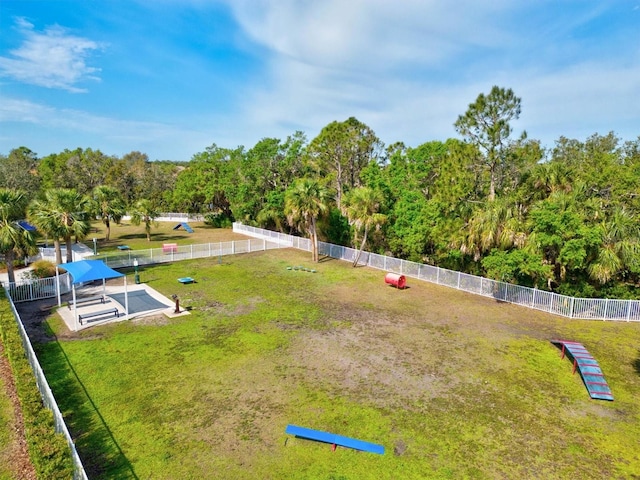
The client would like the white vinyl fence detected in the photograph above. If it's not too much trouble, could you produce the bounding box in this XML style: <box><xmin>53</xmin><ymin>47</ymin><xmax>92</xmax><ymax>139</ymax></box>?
<box><xmin>5</xmin><ymin>239</ymin><xmax>286</xmax><ymax>303</ymax></box>
<box><xmin>6</xmin><ymin>295</ymin><xmax>88</xmax><ymax>479</ymax></box>
<box><xmin>6</xmin><ymin>273</ymin><xmax>72</xmax><ymax>303</ymax></box>
<box><xmin>233</xmin><ymin>223</ymin><xmax>640</xmax><ymax>322</ymax></box>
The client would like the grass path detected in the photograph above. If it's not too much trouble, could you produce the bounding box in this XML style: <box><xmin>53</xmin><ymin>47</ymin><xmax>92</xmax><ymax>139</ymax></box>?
<box><xmin>32</xmin><ymin>248</ymin><xmax>640</xmax><ymax>479</ymax></box>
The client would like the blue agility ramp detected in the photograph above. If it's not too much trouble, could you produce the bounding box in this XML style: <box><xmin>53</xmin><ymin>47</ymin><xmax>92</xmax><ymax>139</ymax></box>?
<box><xmin>173</xmin><ymin>222</ymin><xmax>194</xmax><ymax>233</ymax></box>
<box><xmin>285</xmin><ymin>424</ymin><xmax>384</xmax><ymax>454</ymax></box>
<box><xmin>551</xmin><ymin>340</ymin><xmax>613</xmax><ymax>401</ymax></box>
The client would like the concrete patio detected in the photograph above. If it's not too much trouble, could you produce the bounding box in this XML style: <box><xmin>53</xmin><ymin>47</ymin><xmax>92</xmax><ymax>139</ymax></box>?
<box><xmin>57</xmin><ymin>283</ymin><xmax>190</xmax><ymax>331</ymax></box>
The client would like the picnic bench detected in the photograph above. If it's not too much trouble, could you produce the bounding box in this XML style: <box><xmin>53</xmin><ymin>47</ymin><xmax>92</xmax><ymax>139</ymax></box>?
<box><xmin>163</xmin><ymin>243</ymin><xmax>178</xmax><ymax>254</ymax></box>
<box><xmin>78</xmin><ymin>308</ymin><xmax>120</xmax><ymax>325</ymax></box>
<box><xmin>68</xmin><ymin>295</ymin><xmax>106</xmax><ymax>309</ymax></box>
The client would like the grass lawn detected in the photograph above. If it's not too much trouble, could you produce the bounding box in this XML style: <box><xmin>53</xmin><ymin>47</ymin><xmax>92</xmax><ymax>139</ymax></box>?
<box><xmin>89</xmin><ymin>220</ymin><xmax>249</xmax><ymax>254</ymax></box>
<box><xmin>26</xmin><ymin>231</ymin><xmax>640</xmax><ymax>479</ymax></box>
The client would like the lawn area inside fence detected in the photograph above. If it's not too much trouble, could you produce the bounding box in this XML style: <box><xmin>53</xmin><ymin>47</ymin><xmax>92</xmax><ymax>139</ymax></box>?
<box><xmin>29</xmin><ymin>248</ymin><xmax>640</xmax><ymax>479</ymax></box>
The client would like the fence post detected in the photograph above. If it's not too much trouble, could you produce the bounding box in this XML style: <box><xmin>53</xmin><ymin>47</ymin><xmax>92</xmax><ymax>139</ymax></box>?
<box><xmin>626</xmin><ymin>301</ymin><xmax>632</xmax><ymax>322</ymax></box>
<box><xmin>569</xmin><ymin>297</ymin><xmax>575</xmax><ymax>319</ymax></box>
<box><xmin>232</xmin><ymin>241</ymin><xmax>235</xmax><ymax>255</ymax></box>
<box><xmin>55</xmin><ymin>269</ymin><xmax>61</xmax><ymax>306</ymax></box>
<box><xmin>263</xmin><ymin>239</ymin><xmax>266</xmax><ymax>251</ymax></box>
<box><xmin>150</xmin><ymin>248</ymin><xmax>153</xmax><ymax>261</ymax></box>
<box><xmin>604</xmin><ymin>298</ymin><xmax>609</xmax><ymax>321</ymax></box>
<box><xmin>457</xmin><ymin>272</ymin><xmax>461</xmax><ymax>289</ymax></box>
<box><xmin>531</xmin><ymin>287</ymin><xmax>537</xmax><ymax>307</ymax></box>
<box><xmin>191</xmin><ymin>245</ymin><xmax>193</xmax><ymax>259</ymax></box>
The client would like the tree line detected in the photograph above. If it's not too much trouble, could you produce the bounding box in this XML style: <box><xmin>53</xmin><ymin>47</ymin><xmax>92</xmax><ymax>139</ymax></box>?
<box><xmin>1</xmin><ymin>86</ymin><xmax>639</xmax><ymax>298</ymax></box>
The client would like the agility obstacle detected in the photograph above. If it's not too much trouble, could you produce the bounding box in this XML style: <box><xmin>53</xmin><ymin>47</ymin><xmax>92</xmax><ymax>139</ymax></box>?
<box><xmin>285</xmin><ymin>424</ymin><xmax>384</xmax><ymax>454</ymax></box>
<box><xmin>551</xmin><ymin>340</ymin><xmax>613</xmax><ymax>401</ymax></box>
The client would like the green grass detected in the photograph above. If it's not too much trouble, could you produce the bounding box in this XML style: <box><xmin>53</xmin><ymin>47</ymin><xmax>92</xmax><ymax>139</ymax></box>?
<box><xmin>0</xmin><ymin>370</ymin><xmax>15</xmax><ymax>480</ymax></box>
<box><xmin>33</xmin><ymin>248</ymin><xmax>640</xmax><ymax>479</ymax></box>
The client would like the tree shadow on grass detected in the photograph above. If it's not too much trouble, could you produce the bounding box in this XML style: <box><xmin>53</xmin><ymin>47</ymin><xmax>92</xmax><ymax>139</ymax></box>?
<box><xmin>117</xmin><ymin>233</ymin><xmax>188</xmax><ymax>242</ymax></box>
<box><xmin>633</xmin><ymin>350</ymin><xmax>640</xmax><ymax>377</ymax></box>
<box><xmin>317</xmin><ymin>256</ymin><xmax>336</xmax><ymax>263</ymax></box>
<box><xmin>36</xmin><ymin>338</ymin><xmax>138</xmax><ymax>479</ymax></box>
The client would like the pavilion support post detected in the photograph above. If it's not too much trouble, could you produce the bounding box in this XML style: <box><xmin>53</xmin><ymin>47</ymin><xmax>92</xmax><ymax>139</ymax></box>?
<box><xmin>72</xmin><ymin>285</ymin><xmax>78</xmax><ymax>331</ymax></box>
<box><xmin>124</xmin><ymin>277</ymin><xmax>129</xmax><ymax>320</ymax></box>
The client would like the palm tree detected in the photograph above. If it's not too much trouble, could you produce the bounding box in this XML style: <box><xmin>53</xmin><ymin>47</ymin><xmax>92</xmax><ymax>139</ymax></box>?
<box><xmin>342</xmin><ymin>187</ymin><xmax>387</xmax><ymax>267</ymax></box>
<box><xmin>28</xmin><ymin>188</ymin><xmax>90</xmax><ymax>264</ymax></box>
<box><xmin>92</xmin><ymin>185</ymin><xmax>126</xmax><ymax>241</ymax></box>
<box><xmin>588</xmin><ymin>207</ymin><xmax>640</xmax><ymax>284</ymax></box>
<box><xmin>461</xmin><ymin>198</ymin><xmax>526</xmax><ymax>261</ymax></box>
<box><xmin>0</xmin><ymin>189</ymin><xmax>38</xmax><ymax>283</ymax></box>
<box><xmin>284</xmin><ymin>178</ymin><xmax>330</xmax><ymax>262</ymax></box>
<box><xmin>130</xmin><ymin>199</ymin><xmax>159</xmax><ymax>241</ymax></box>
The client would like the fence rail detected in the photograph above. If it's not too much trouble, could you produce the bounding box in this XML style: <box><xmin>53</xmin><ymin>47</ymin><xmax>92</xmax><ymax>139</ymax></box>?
<box><xmin>233</xmin><ymin>223</ymin><xmax>640</xmax><ymax>322</ymax></box>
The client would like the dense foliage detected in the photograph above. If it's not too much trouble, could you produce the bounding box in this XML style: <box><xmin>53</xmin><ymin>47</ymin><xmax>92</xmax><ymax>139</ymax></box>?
<box><xmin>2</xmin><ymin>88</ymin><xmax>639</xmax><ymax>297</ymax></box>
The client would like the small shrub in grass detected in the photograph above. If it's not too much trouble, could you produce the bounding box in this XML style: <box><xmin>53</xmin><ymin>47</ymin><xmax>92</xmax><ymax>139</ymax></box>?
<box><xmin>0</xmin><ymin>291</ymin><xmax>74</xmax><ymax>479</ymax></box>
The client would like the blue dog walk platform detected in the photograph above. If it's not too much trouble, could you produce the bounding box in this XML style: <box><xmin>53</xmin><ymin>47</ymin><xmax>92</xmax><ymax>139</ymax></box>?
<box><xmin>285</xmin><ymin>424</ymin><xmax>384</xmax><ymax>454</ymax></box>
<box><xmin>173</xmin><ymin>222</ymin><xmax>194</xmax><ymax>233</ymax></box>
<box><xmin>551</xmin><ymin>340</ymin><xmax>613</xmax><ymax>401</ymax></box>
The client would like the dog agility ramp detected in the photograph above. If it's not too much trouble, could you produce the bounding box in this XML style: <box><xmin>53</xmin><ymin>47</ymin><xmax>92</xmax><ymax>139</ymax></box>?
<box><xmin>551</xmin><ymin>340</ymin><xmax>613</xmax><ymax>401</ymax></box>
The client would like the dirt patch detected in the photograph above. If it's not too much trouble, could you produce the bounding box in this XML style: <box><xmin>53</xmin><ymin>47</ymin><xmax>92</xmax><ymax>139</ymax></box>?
<box><xmin>0</xmin><ymin>341</ymin><xmax>37</xmax><ymax>479</ymax></box>
<box><xmin>13</xmin><ymin>299</ymin><xmax>60</xmax><ymax>344</ymax></box>
<box><xmin>133</xmin><ymin>314</ymin><xmax>171</xmax><ymax>327</ymax></box>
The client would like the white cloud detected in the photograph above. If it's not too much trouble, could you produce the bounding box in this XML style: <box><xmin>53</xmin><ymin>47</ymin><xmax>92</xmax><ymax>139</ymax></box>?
<box><xmin>226</xmin><ymin>0</ymin><xmax>511</xmax><ymax>72</ymax></box>
<box><xmin>222</xmin><ymin>1</ymin><xmax>639</xmax><ymax>149</ymax></box>
<box><xmin>0</xmin><ymin>18</ymin><xmax>103</xmax><ymax>92</ymax></box>
<box><xmin>0</xmin><ymin>97</ymin><xmax>214</xmax><ymax>159</ymax></box>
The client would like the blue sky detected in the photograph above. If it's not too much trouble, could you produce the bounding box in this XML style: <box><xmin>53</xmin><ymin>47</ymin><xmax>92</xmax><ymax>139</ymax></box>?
<box><xmin>1</xmin><ymin>1</ymin><xmax>639</xmax><ymax>161</ymax></box>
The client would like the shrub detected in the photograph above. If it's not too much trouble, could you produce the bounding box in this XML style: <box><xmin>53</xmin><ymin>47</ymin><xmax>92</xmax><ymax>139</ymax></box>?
<box><xmin>25</xmin><ymin>260</ymin><xmax>59</xmax><ymax>280</ymax></box>
<box><xmin>204</xmin><ymin>212</ymin><xmax>233</xmax><ymax>228</ymax></box>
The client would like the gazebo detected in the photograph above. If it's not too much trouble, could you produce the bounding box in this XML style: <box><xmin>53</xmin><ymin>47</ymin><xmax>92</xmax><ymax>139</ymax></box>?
<box><xmin>57</xmin><ymin>260</ymin><xmax>129</xmax><ymax>331</ymax></box>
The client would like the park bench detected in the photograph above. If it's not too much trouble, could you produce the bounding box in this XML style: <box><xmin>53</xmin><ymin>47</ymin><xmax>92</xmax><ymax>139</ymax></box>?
<box><xmin>79</xmin><ymin>308</ymin><xmax>120</xmax><ymax>325</ymax></box>
<box><xmin>163</xmin><ymin>243</ymin><xmax>178</xmax><ymax>254</ymax></box>
<box><xmin>68</xmin><ymin>295</ymin><xmax>106</xmax><ymax>309</ymax></box>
